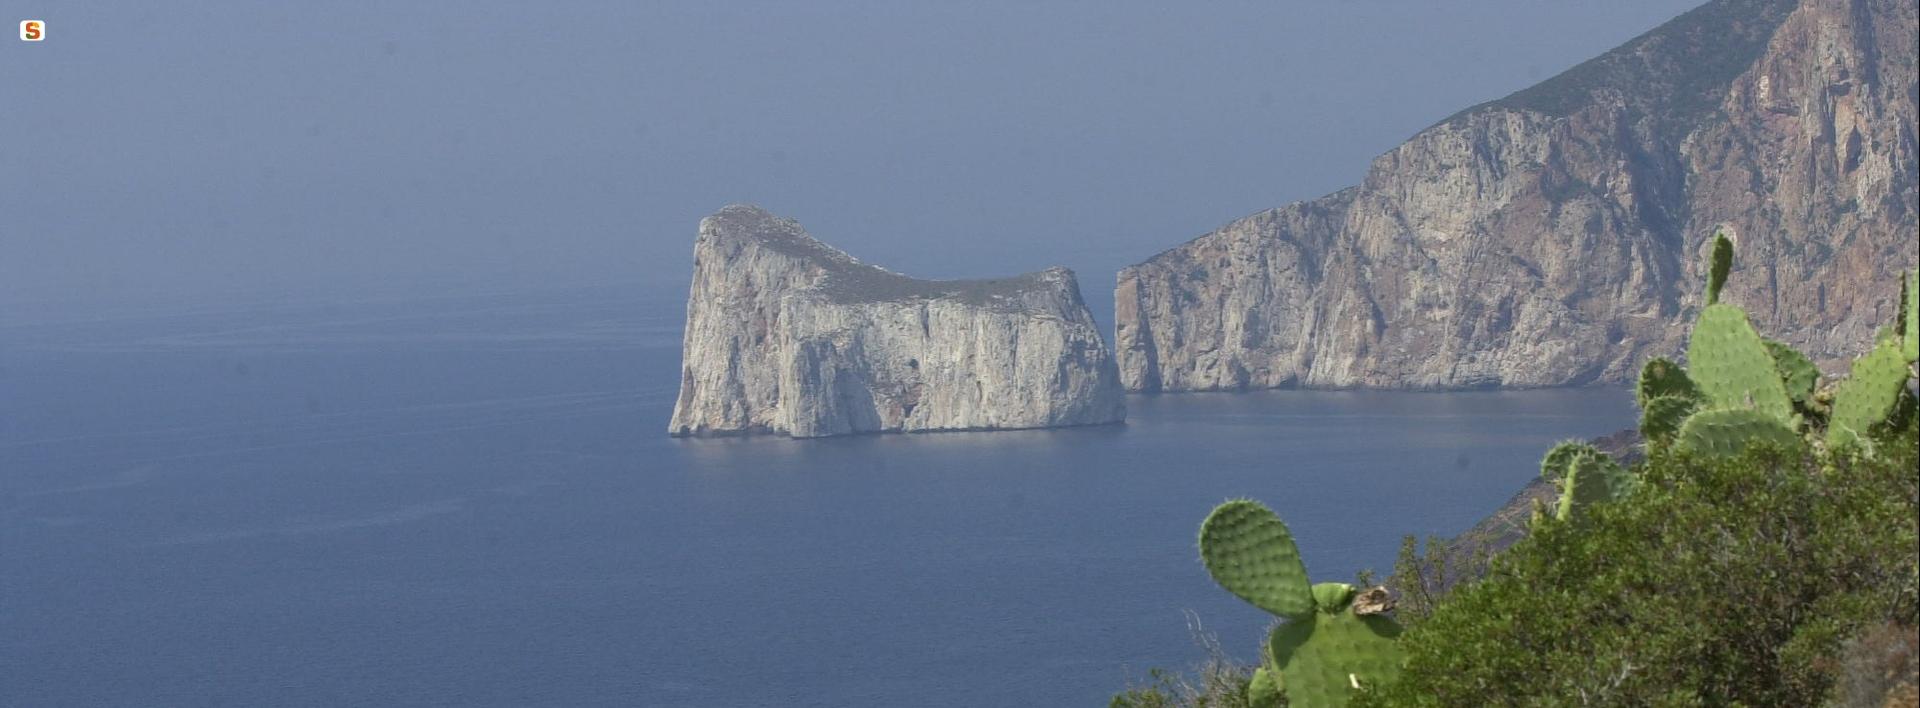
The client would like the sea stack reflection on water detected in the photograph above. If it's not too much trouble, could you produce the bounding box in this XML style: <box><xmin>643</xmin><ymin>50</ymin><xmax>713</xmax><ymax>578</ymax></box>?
<box><xmin>668</xmin><ymin>205</ymin><xmax>1126</xmax><ymax>438</ymax></box>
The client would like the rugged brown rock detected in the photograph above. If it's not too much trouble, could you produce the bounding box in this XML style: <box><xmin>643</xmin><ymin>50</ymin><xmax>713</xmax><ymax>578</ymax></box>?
<box><xmin>1117</xmin><ymin>0</ymin><xmax>1918</xmax><ymax>392</ymax></box>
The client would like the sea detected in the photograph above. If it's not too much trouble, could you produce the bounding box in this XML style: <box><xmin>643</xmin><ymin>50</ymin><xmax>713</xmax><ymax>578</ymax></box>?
<box><xmin>0</xmin><ymin>285</ymin><xmax>1637</xmax><ymax>706</ymax></box>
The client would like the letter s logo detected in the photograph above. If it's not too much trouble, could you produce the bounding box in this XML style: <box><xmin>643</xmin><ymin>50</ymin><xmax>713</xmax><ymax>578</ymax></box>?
<box><xmin>21</xmin><ymin>20</ymin><xmax>43</xmax><ymax>41</ymax></box>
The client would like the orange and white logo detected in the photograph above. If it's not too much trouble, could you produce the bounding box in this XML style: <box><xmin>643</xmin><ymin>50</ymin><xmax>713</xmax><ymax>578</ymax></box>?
<box><xmin>20</xmin><ymin>20</ymin><xmax>44</xmax><ymax>41</ymax></box>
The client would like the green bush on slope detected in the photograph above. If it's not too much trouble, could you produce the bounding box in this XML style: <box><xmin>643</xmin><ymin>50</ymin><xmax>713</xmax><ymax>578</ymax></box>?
<box><xmin>1120</xmin><ymin>245</ymin><xmax>1918</xmax><ymax>705</ymax></box>
<box><xmin>1354</xmin><ymin>436</ymin><xmax>1920</xmax><ymax>706</ymax></box>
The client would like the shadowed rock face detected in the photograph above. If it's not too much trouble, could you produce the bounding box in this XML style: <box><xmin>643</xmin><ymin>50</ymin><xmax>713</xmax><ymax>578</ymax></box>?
<box><xmin>1118</xmin><ymin>0</ymin><xmax>1918</xmax><ymax>392</ymax></box>
<box><xmin>669</xmin><ymin>205</ymin><xmax>1126</xmax><ymax>438</ymax></box>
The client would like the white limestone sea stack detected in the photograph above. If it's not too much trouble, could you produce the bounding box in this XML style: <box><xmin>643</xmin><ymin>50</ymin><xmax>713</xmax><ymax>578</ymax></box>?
<box><xmin>668</xmin><ymin>205</ymin><xmax>1126</xmax><ymax>438</ymax></box>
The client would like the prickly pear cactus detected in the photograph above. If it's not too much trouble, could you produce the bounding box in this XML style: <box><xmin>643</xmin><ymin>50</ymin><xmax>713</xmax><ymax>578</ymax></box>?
<box><xmin>1644</xmin><ymin>236</ymin><xmax>1915</xmax><ymax>460</ymax></box>
<box><xmin>1675</xmin><ymin>408</ymin><xmax>1801</xmax><ymax>458</ymax></box>
<box><xmin>1199</xmin><ymin>500</ymin><xmax>1404</xmax><ymax>706</ymax></box>
<box><xmin>1705</xmin><ymin>232</ymin><xmax>1733</xmax><ymax>305</ymax></box>
<box><xmin>1763</xmin><ymin>339</ymin><xmax>1819</xmax><ymax>407</ymax></box>
<box><xmin>1538</xmin><ymin>440</ymin><xmax>1591</xmax><ymax>480</ymax></box>
<box><xmin>1640</xmin><ymin>394</ymin><xmax>1698</xmax><ymax>447</ymax></box>
<box><xmin>1687</xmin><ymin>304</ymin><xmax>1794</xmax><ymax>422</ymax></box>
<box><xmin>1556</xmin><ymin>451</ymin><xmax>1631</xmax><ymax>521</ymax></box>
<box><xmin>1247</xmin><ymin>666</ymin><xmax>1281</xmax><ymax>708</ymax></box>
<box><xmin>1903</xmin><ymin>271</ymin><xmax>1917</xmax><ymax>364</ymax></box>
<box><xmin>1636</xmin><ymin>357</ymin><xmax>1700</xmax><ymax>408</ymax></box>
<box><xmin>1828</xmin><ymin>338</ymin><xmax>1913</xmax><ymax>453</ymax></box>
<box><xmin>1265</xmin><ymin>600</ymin><xmax>1404</xmax><ymax>706</ymax></box>
<box><xmin>1537</xmin><ymin>443</ymin><xmax>1630</xmax><ymax>521</ymax></box>
<box><xmin>1312</xmin><ymin>581</ymin><xmax>1356</xmax><ymax>610</ymax></box>
<box><xmin>1199</xmin><ymin>499</ymin><xmax>1314</xmax><ymax>619</ymax></box>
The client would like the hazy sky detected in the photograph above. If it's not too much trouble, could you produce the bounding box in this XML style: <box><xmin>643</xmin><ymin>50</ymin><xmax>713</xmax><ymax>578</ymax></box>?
<box><xmin>2</xmin><ymin>1</ymin><xmax>1704</xmax><ymax>314</ymax></box>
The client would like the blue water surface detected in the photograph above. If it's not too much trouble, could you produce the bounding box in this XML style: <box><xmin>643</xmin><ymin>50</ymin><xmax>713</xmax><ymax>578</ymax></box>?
<box><xmin>0</xmin><ymin>288</ymin><xmax>1635</xmax><ymax>706</ymax></box>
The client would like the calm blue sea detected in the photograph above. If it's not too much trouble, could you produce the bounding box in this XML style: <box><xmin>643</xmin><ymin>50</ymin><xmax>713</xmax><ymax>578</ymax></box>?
<box><xmin>0</xmin><ymin>287</ymin><xmax>1636</xmax><ymax>707</ymax></box>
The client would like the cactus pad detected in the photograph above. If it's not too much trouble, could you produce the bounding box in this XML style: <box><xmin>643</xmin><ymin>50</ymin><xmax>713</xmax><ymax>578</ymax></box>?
<box><xmin>1312</xmin><ymin>582</ymin><xmax>1356</xmax><ymax>614</ymax></box>
<box><xmin>1688</xmin><ymin>304</ymin><xmax>1794</xmax><ymax>421</ymax></box>
<box><xmin>1675</xmin><ymin>407</ymin><xmax>1801</xmax><ymax>458</ymax></box>
<box><xmin>1705</xmin><ymin>232</ymin><xmax>1733</xmax><ymax>305</ymax></box>
<box><xmin>1555</xmin><ymin>451</ymin><xmax>1631</xmax><ymax>521</ymax></box>
<box><xmin>1827</xmin><ymin>339</ymin><xmax>1912</xmax><ymax>453</ymax></box>
<box><xmin>1266</xmin><ymin>611</ymin><xmax>1404</xmax><ymax>707</ymax></box>
<box><xmin>1903</xmin><ymin>271</ymin><xmax>1917</xmax><ymax>364</ymax></box>
<box><xmin>1539</xmin><ymin>443</ymin><xmax>1630</xmax><ymax>519</ymax></box>
<box><xmin>1763</xmin><ymin>339</ymin><xmax>1820</xmax><ymax>406</ymax></box>
<box><xmin>1636</xmin><ymin>357</ymin><xmax>1700</xmax><ymax>407</ymax></box>
<box><xmin>1247</xmin><ymin>666</ymin><xmax>1281</xmax><ymax>708</ymax></box>
<box><xmin>1200</xmin><ymin>502</ymin><xmax>1409</xmax><ymax>701</ymax></box>
<box><xmin>1199</xmin><ymin>500</ymin><xmax>1314</xmax><ymax>619</ymax></box>
<box><xmin>1538</xmin><ymin>441</ymin><xmax>1598</xmax><ymax>481</ymax></box>
<box><xmin>1639</xmin><ymin>394</ymin><xmax>1697</xmax><ymax>446</ymax></box>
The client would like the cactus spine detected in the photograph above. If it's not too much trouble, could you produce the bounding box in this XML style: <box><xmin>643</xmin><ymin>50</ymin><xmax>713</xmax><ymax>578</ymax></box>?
<box><xmin>1199</xmin><ymin>500</ymin><xmax>1402</xmax><ymax>706</ymax></box>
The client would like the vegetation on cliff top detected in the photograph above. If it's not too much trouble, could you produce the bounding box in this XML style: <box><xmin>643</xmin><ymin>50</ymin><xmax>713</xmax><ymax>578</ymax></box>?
<box><xmin>703</xmin><ymin>204</ymin><xmax>1079</xmax><ymax>309</ymax></box>
<box><xmin>1437</xmin><ymin>0</ymin><xmax>1797</xmax><ymax>136</ymax></box>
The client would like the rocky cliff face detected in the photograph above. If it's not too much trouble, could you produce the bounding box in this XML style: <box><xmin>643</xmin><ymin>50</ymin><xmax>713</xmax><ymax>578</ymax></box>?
<box><xmin>670</xmin><ymin>205</ymin><xmax>1126</xmax><ymax>437</ymax></box>
<box><xmin>1117</xmin><ymin>0</ymin><xmax>1917</xmax><ymax>392</ymax></box>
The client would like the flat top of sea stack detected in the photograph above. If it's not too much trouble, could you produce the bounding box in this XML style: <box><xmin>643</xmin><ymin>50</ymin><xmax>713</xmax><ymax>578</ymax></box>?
<box><xmin>703</xmin><ymin>204</ymin><xmax>1078</xmax><ymax>309</ymax></box>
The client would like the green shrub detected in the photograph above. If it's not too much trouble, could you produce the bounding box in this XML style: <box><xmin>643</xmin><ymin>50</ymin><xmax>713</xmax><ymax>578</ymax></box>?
<box><xmin>1355</xmin><ymin>435</ymin><xmax>1919</xmax><ymax>706</ymax></box>
<box><xmin>1377</xmin><ymin>534</ymin><xmax>1489</xmax><ymax>630</ymax></box>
